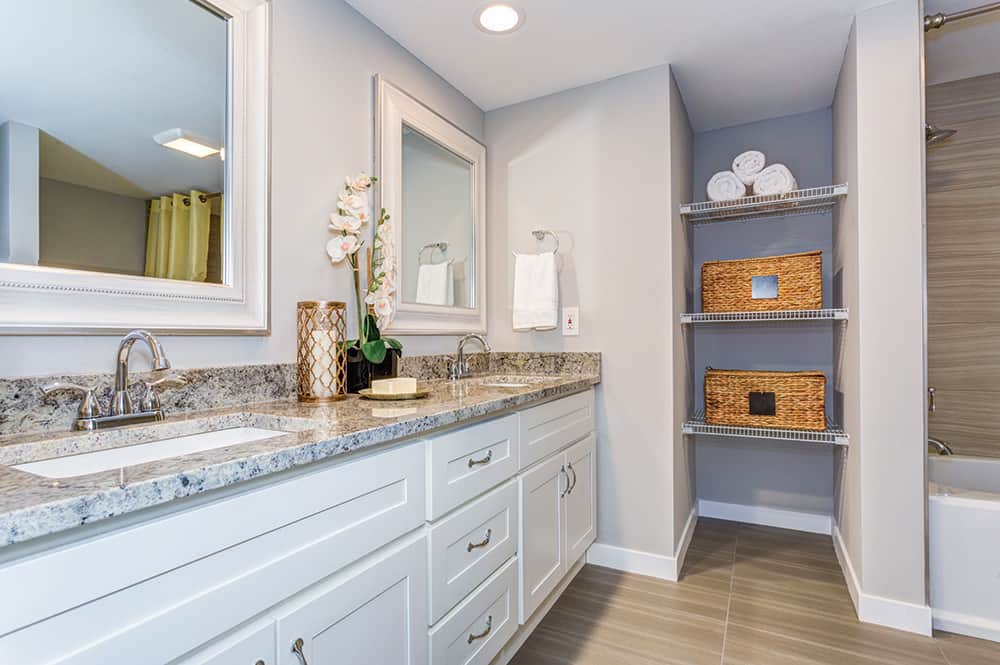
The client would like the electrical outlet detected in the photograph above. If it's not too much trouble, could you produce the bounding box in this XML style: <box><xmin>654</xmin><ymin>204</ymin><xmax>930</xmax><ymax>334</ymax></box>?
<box><xmin>562</xmin><ymin>307</ymin><xmax>580</xmax><ymax>336</ymax></box>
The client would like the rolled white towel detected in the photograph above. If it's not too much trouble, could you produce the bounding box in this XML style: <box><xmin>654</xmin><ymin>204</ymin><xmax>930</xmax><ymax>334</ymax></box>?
<box><xmin>753</xmin><ymin>164</ymin><xmax>798</xmax><ymax>196</ymax></box>
<box><xmin>732</xmin><ymin>150</ymin><xmax>766</xmax><ymax>185</ymax></box>
<box><xmin>706</xmin><ymin>171</ymin><xmax>747</xmax><ymax>202</ymax></box>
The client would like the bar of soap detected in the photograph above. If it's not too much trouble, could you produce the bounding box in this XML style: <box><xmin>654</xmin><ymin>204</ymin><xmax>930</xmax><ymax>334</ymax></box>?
<box><xmin>371</xmin><ymin>377</ymin><xmax>418</xmax><ymax>395</ymax></box>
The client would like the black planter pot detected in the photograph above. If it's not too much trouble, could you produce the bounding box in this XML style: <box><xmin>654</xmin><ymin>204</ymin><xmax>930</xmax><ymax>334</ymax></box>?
<box><xmin>345</xmin><ymin>346</ymin><xmax>401</xmax><ymax>393</ymax></box>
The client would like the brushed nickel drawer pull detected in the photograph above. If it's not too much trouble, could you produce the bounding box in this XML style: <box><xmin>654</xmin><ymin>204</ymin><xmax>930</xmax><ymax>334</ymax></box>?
<box><xmin>291</xmin><ymin>638</ymin><xmax>308</xmax><ymax>665</ymax></box>
<box><xmin>567</xmin><ymin>462</ymin><xmax>578</xmax><ymax>494</ymax></box>
<box><xmin>467</xmin><ymin>528</ymin><xmax>493</xmax><ymax>552</ymax></box>
<box><xmin>468</xmin><ymin>615</ymin><xmax>493</xmax><ymax>644</ymax></box>
<box><xmin>468</xmin><ymin>450</ymin><xmax>493</xmax><ymax>468</ymax></box>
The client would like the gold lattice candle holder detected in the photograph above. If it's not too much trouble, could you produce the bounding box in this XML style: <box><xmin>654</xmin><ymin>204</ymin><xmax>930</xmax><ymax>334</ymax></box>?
<box><xmin>296</xmin><ymin>301</ymin><xmax>348</xmax><ymax>402</ymax></box>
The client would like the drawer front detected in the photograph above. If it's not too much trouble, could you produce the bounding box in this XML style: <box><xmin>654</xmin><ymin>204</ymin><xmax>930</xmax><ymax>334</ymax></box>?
<box><xmin>429</xmin><ymin>557</ymin><xmax>518</xmax><ymax>665</ymax></box>
<box><xmin>519</xmin><ymin>391</ymin><xmax>594</xmax><ymax>469</ymax></box>
<box><xmin>427</xmin><ymin>414</ymin><xmax>519</xmax><ymax>520</ymax></box>
<box><xmin>0</xmin><ymin>443</ymin><xmax>427</xmax><ymax>665</ymax></box>
<box><xmin>174</xmin><ymin>619</ymin><xmax>275</xmax><ymax>665</ymax></box>
<box><xmin>428</xmin><ymin>480</ymin><xmax>518</xmax><ymax>623</ymax></box>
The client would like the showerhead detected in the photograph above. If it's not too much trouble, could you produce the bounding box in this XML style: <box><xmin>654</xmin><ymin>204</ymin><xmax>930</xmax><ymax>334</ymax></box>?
<box><xmin>926</xmin><ymin>123</ymin><xmax>958</xmax><ymax>145</ymax></box>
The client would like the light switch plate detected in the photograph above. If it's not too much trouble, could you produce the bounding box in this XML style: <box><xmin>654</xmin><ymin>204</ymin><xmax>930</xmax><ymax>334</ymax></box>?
<box><xmin>562</xmin><ymin>307</ymin><xmax>580</xmax><ymax>336</ymax></box>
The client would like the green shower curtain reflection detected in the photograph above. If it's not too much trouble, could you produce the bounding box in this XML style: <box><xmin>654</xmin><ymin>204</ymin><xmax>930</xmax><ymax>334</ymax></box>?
<box><xmin>144</xmin><ymin>191</ymin><xmax>211</xmax><ymax>282</ymax></box>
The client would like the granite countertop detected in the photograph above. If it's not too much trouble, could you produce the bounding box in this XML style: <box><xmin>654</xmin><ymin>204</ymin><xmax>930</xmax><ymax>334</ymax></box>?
<box><xmin>0</xmin><ymin>373</ymin><xmax>598</xmax><ymax>549</ymax></box>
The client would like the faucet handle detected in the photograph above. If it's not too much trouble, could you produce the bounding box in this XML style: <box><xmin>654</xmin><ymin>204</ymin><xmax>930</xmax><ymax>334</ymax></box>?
<box><xmin>40</xmin><ymin>382</ymin><xmax>103</xmax><ymax>419</ymax></box>
<box><xmin>140</xmin><ymin>373</ymin><xmax>188</xmax><ymax>412</ymax></box>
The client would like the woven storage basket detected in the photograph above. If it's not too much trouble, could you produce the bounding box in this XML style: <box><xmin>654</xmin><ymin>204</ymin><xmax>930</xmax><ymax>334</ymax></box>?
<box><xmin>705</xmin><ymin>368</ymin><xmax>826</xmax><ymax>431</ymax></box>
<box><xmin>701</xmin><ymin>250</ymin><xmax>822</xmax><ymax>313</ymax></box>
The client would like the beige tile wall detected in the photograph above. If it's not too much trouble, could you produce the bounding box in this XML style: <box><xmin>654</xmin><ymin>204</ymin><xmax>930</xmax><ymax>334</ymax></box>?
<box><xmin>927</xmin><ymin>72</ymin><xmax>1000</xmax><ymax>458</ymax></box>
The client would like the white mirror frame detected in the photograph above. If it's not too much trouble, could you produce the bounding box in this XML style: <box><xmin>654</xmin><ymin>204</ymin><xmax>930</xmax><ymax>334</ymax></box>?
<box><xmin>0</xmin><ymin>0</ymin><xmax>270</xmax><ymax>335</ymax></box>
<box><xmin>375</xmin><ymin>76</ymin><xmax>487</xmax><ymax>335</ymax></box>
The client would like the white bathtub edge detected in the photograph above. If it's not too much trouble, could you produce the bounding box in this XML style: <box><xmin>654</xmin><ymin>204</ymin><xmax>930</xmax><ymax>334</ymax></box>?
<box><xmin>833</xmin><ymin>522</ymin><xmax>933</xmax><ymax>636</ymax></box>
<box><xmin>933</xmin><ymin>609</ymin><xmax>1000</xmax><ymax>643</ymax></box>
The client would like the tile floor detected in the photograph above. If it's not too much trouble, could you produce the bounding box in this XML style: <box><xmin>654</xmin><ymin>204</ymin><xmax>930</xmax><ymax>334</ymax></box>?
<box><xmin>509</xmin><ymin>518</ymin><xmax>1000</xmax><ymax>665</ymax></box>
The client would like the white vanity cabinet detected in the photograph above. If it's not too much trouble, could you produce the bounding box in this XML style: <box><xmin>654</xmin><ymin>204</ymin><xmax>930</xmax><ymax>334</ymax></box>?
<box><xmin>518</xmin><ymin>434</ymin><xmax>597</xmax><ymax>623</ymax></box>
<box><xmin>0</xmin><ymin>388</ymin><xmax>597</xmax><ymax>665</ymax></box>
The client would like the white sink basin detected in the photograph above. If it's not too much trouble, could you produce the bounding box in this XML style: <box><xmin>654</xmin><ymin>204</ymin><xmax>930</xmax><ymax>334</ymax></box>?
<box><xmin>13</xmin><ymin>427</ymin><xmax>290</xmax><ymax>479</ymax></box>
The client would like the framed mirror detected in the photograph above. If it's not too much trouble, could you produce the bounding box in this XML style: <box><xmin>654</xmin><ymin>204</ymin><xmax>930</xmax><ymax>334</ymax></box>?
<box><xmin>375</xmin><ymin>76</ymin><xmax>486</xmax><ymax>334</ymax></box>
<box><xmin>0</xmin><ymin>0</ymin><xmax>270</xmax><ymax>334</ymax></box>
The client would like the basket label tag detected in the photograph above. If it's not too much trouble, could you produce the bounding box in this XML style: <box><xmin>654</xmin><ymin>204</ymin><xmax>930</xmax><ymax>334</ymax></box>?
<box><xmin>751</xmin><ymin>275</ymin><xmax>779</xmax><ymax>299</ymax></box>
<box><xmin>749</xmin><ymin>391</ymin><xmax>776</xmax><ymax>416</ymax></box>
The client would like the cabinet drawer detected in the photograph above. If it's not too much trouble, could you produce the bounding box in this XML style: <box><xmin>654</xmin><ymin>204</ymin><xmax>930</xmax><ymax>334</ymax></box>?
<box><xmin>429</xmin><ymin>557</ymin><xmax>518</xmax><ymax>665</ymax></box>
<box><xmin>173</xmin><ymin>619</ymin><xmax>275</xmax><ymax>665</ymax></box>
<box><xmin>519</xmin><ymin>391</ymin><xmax>594</xmax><ymax>469</ymax></box>
<box><xmin>428</xmin><ymin>480</ymin><xmax>518</xmax><ymax>624</ymax></box>
<box><xmin>427</xmin><ymin>415</ymin><xmax>519</xmax><ymax>520</ymax></box>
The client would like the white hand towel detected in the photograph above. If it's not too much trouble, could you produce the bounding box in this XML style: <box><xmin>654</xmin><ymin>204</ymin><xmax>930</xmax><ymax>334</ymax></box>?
<box><xmin>752</xmin><ymin>164</ymin><xmax>798</xmax><ymax>196</ymax></box>
<box><xmin>513</xmin><ymin>253</ymin><xmax>558</xmax><ymax>331</ymax></box>
<box><xmin>732</xmin><ymin>150</ymin><xmax>766</xmax><ymax>185</ymax></box>
<box><xmin>706</xmin><ymin>171</ymin><xmax>747</xmax><ymax>202</ymax></box>
<box><xmin>415</xmin><ymin>261</ymin><xmax>454</xmax><ymax>306</ymax></box>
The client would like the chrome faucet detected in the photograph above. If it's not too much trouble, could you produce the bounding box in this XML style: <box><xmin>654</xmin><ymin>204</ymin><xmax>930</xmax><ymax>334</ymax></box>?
<box><xmin>928</xmin><ymin>437</ymin><xmax>954</xmax><ymax>456</ymax></box>
<box><xmin>112</xmin><ymin>330</ymin><xmax>170</xmax><ymax>415</ymax></box>
<box><xmin>41</xmin><ymin>330</ymin><xmax>186</xmax><ymax>431</ymax></box>
<box><xmin>452</xmin><ymin>333</ymin><xmax>491</xmax><ymax>380</ymax></box>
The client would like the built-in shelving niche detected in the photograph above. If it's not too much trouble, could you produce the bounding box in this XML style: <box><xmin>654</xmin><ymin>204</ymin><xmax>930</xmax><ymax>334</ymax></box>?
<box><xmin>681</xmin><ymin>180</ymin><xmax>849</xmax><ymax>447</ymax></box>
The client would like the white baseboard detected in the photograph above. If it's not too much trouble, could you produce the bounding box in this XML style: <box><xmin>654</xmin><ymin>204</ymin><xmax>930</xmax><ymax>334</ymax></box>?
<box><xmin>697</xmin><ymin>499</ymin><xmax>832</xmax><ymax>535</ymax></box>
<box><xmin>833</xmin><ymin>522</ymin><xmax>933</xmax><ymax>636</ymax></box>
<box><xmin>933</xmin><ymin>609</ymin><xmax>1000</xmax><ymax>643</ymax></box>
<box><xmin>586</xmin><ymin>507</ymin><xmax>697</xmax><ymax>582</ymax></box>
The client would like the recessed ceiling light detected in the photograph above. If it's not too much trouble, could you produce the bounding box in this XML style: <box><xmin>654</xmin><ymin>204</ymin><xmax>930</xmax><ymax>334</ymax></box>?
<box><xmin>153</xmin><ymin>128</ymin><xmax>221</xmax><ymax>159</ymax></box>
<box><xmin>477</xmin><ymin>4</ymin><xmax>523</xmax><ymax>34</ymax></box>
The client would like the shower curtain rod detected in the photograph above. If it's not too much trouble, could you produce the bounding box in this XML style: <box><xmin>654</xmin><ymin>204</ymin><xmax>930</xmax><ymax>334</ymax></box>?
<box><xmin>925</xmin><ymin>1</ymin><xmax>1000</xmax><ymax>31</ymax></box>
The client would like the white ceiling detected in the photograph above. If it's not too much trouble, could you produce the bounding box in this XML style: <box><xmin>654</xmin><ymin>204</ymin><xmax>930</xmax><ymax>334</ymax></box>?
<box><xmin>925</xmin><ymin>0</ymin><xmax>1000</xmax><ymax>86</ymax></box>
<box><xmin>0</xmin><ymin>0</ymin><xmax>226</xmax><ymax>197</ymax></box>
<box><xmin>346</xmin><ymin>0</ymin><xmax>889</xmax><ymax>131</ymax></box>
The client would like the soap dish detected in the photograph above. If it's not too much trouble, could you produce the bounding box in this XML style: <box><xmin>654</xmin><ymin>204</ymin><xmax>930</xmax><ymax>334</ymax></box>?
<box><xmin>359</xmin><ymin>388</ymin><xmax>432</xmax><ymax>401</ymax></box>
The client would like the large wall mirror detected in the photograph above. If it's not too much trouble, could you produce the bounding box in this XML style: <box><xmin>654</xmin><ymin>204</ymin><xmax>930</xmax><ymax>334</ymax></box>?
<box><xmin>0</xmin><ymin>0</ymin><xmax>270</xmax><ymax>334</ymax></box>
<box><xmin>376</xmin><ymin>76</ymin><xmax>486</xmax><ymax>334</ymax></box>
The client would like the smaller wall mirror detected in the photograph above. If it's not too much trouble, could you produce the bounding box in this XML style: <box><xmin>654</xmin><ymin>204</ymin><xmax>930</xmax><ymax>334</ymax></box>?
<box><xmin>376</xmin><ymin>76</ymin><xmax>486</xmax><ymax>334</ymax></box>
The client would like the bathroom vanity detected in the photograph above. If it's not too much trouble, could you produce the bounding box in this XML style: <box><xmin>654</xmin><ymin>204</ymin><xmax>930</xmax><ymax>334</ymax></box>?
<box><xmin>0</xmin><ymin>376</ymin><xmax>597</xmax><ymax>665</ymax></box>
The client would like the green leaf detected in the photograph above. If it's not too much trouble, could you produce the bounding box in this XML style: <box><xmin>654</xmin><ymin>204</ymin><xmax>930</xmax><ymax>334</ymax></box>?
<box><xmin>383</xmin><ymin>337</ymin><xmax>402</xmax><ymax>351</ymax></box>
<box><xmin>363</xmin><ymin>313</ymin><xmax>381</xmax><ymax>341</ymax></box>
<box><xmin>361</xmin><ymin>339</ymin><xmax>387</xmax><ymax>364</ymax></box>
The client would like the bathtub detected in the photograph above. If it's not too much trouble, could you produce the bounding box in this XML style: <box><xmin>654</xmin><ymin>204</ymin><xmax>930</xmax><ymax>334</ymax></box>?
<box><xmin>929</xmin><ymin>455</ymin><xmax>1000</xmax><ymax>642</ymax></box>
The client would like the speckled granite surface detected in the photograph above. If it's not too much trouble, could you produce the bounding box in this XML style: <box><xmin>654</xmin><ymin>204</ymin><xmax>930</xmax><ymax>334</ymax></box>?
<box><xmin>0</xmin><ymin>364</ymin><xmax>600</xmax><ymax>548</ymax></box>
<box><xmin>0</xmin><ymin>352</ymin><xmax>600</xmax><ymax>437</ymax></box>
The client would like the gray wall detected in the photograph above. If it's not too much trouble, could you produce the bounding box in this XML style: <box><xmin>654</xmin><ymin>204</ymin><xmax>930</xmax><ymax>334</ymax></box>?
<box><xmin>691</xmin><ymin>108</ymin><xmax>835</xmax><ymax>517</ymax></box>
<box><xmin>485</xmin><ymin>66</ymin><xmax>687</xmax><ymax>560</ymax></box>
<box><xmin>38</xmin><ymin>178</ymin><xmax>147</xmax><ymax>276</ymax></box>
<box><xmin>0</xmin><ymin>0</ymin><xmax>485</xmax><ymax>378</ymax></box>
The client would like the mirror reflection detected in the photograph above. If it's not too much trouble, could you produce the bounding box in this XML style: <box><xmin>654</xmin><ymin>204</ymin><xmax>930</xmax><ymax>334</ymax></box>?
<box><xmin>0</xmin><ymin>0</ymin><xmax>228</xmax><ymax>284</ymax></box>
<box><xmin>401</xmin><ymin>125</ymin><xmax>475</xmax><ymax>308</ymax></box>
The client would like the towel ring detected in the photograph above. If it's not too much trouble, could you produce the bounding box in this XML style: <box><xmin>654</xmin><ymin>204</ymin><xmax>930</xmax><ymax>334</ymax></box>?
<box><xmin>512</xmin><ymin>229</ymin><xmax>559</xmax><ymax>257</ymax></box>
<box><xmin>419</xmin><ymin>241</ymin><xmax>449</xmax><ymax>265</ymax></box>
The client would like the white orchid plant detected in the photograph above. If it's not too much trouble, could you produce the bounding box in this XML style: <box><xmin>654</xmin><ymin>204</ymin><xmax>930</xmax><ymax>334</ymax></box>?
<box><xmin>327</xmin><ymin>172</ymin><xmax>401</xmax><ymax>364</ymax></box>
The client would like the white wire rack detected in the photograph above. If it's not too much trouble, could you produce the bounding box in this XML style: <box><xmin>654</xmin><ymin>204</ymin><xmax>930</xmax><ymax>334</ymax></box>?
<box><xmin>680</xmin><ymin>184</ymin><xmax>848</xmax><ymax>224</ymax></box>
<box><xmin>680</xmin><ymin>308</ymin><xmax>848</xmax><ymax>324</ymax></box>
<box><xmin>683</xmin><ymin>412</ymin><xmax>849</xmax><ymax>446</ymax></box>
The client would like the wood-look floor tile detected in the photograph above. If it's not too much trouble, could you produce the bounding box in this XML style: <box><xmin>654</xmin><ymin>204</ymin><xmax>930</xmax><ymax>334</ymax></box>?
<box><xmin>934</xmin><ymin>631</ymin><xmax>1000</xmax><ymax>665</ymax></box>
<box><xmin>730</xmin><ymin>576</ymin><xmax>857</xmax><ymax>620</ymax></box>
<box><xmin>677</xmin><ymin>548</ymin><xmax>735</xmax><ymax>594</ymax></box>
<box><xmin>722</xmin><ymin>623</ymin><xmax>946</xmax><ymax>665</ymax></box>
<box><xmin>508</xmin><ymin>625</ymin><xmax>672</xmax><ymax>665</ymax></box>
<box><xmin>727</xmin><ymin>595</ymin><xmax>946</xmax><ymax>665</ymax></box>
<box><xmin>572</xmin><ymin>568</ymin><xmax>730</xmax><ymax>622</ymax></box>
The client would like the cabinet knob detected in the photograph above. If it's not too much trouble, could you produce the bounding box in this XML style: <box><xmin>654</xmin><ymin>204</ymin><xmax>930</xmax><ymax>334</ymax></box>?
<box><xmin>291</xmin><ymin>637</ymin><xmax>308</xmax><ymax>665</ymax></box>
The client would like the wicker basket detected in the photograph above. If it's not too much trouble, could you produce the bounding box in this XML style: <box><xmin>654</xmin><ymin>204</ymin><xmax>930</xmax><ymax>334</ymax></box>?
<box><xmin>705</xmin><ymin>368</ymin><xmax>826</xmax><ymax>431</ymax></box>
<box><xmin>702</xmin><ymin>250</ymin><xmax>822</xmax><ymax>313</ymax></box>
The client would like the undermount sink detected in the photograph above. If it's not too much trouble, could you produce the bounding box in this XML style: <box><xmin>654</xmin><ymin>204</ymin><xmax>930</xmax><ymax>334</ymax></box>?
<box><xmin>479</xmin><ymin>381</ymin><xmax>532</xmax><ymax>388</ymax></box>
<box><xmin>468</xmin><ymin>375</ymin><xmax>548</xmax><ymax>389</ymax></box>
<box><xmin>12</xmin><ymin>426</ymin><xmax>292</xmax><ymax>479</ymax></box>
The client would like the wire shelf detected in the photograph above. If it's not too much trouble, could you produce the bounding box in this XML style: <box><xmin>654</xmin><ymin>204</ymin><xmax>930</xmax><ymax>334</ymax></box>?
<box><xmin>680</xmin><ymin>308</ymin><xmax>848</xmax><ymax>324</ymax></box>
<box><xmin>683</xmin><ymin>412</ymin><xmax>849</xmax><ymax>446</ymax></box>
<box><xmin>680</xmin><ymin>184</ymin><xmax>848</xmax><ymax>224</ymax></box>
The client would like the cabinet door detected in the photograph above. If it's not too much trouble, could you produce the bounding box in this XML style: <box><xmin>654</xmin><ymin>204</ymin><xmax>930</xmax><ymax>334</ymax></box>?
<box><xmin>564</xmin><ymin>434</ymin><xmax>596</xmax><ymax>565</ymax></box>
<box><xmin>175</xmin><ymin>620</ymin><xmax>275</xmax><ymax>665</ymax></box>
<box><xmin>275</xmin><ymin>533</ymin><xmax>427</xmax><ymax>665</ymax></box>
<box><xmin>517</xmin><ymin>453</ymin><xmax>567</xmax><ymax>624</ymax></box>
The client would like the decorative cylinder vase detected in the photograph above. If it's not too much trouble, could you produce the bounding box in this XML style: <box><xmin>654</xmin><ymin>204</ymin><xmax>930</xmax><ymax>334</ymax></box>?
<box><xmin>296</xmin><ymin>301</ymin><xmax>347</xmax><ymax>402</ymax></box>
